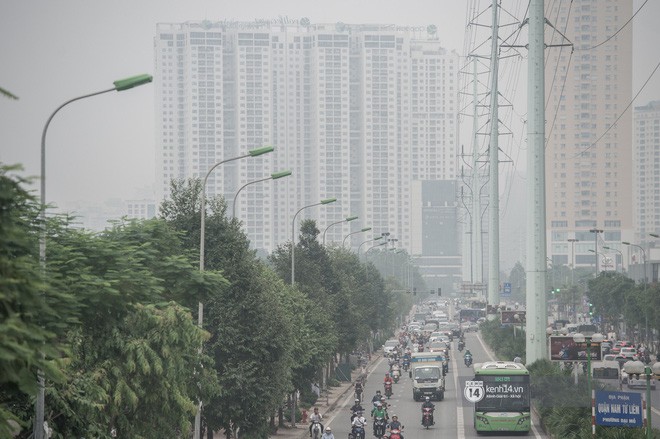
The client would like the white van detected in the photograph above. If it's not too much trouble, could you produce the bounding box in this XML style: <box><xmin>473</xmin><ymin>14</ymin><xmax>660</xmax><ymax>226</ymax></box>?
<box><xmin>592</xmin><ymin>360</ymin><xmax>620</xmax><ymax>389</ymax></box>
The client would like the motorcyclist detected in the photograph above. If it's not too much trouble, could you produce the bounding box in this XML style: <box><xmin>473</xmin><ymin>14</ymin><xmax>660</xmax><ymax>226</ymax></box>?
<box><xmin>457</xmin><ymin>339</ymin><xmax>465</xmax><ymax>351</ymax></box>
<box><xmin>421</xmin><ymin>396</ymin><xmax>435</xmax><ymax>425</ymax></box>
<box><xmin>391</xmin><ymin>364</ymin><xmax>401</xmax><ymax>381</ymax></box>
<box><xmin>371</xmin><ymin>402</ymin><xmax>389</xmax><ymax>435</ymax></box>
<box><xmin>351</xmin><ymin>411</ymin><xmax>367</xmax><ymax>439</ymax></box>
<box><xmin>371</xmin><ymin>401</ymin><xmax>389</xmax><ymax>420</ymax></box>
<box><xmin>309</xmin><ymin>407</ymin><xmax>324</xmax><ymax>437</ymax></box>
<box><xmin>388</xmin><ymin>414</ymin><xmax>403</xmax><ymax>431</ymax></box>
<box><xmin>371</xmin><ymin>390</ymin><xmax>383</xmax><ymax>405</ymax></box>
<box><xmin>350</xmin><ymin>399</ymin><xmax>364</xmax><ymax>421</ymax></box>
<box><xmin>384</xmin><ymin>373</ymin><xmax>394</xmax><ymax>386</ymax></box>
<box><xmin>321</xmin><ymin>427</ymin><xmax>335</xmax><ymax>439</ymax></box>
<box><xmin>380</xmin><ymin>396</ymin><xmax>389</xmax><ymax>412</ymax></box>
<box><xmin>388</xmin><ymin>415</ymin><xmax>404</xmax><ymax>439</ymax></box>
<box><xmin>354</xmin><ymin>380</ymin><xmax>364</xmax><ymax>401</ymax></box>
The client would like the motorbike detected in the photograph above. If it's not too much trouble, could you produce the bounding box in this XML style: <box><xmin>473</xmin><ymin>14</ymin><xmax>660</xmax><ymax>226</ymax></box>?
<box><xmin>373</xmin><ymin>417</ymin><xmax>387</xmax><ymax>438</ymax></box>
<box><xmin>389</xmin><ymin>428</ymin><xmax>403</xmax><ymax>439</ymax></box>
<box><xmin>457</xmin><ymin>341</ymin><xmax>465</xmax><ymax>352</ymax></box>
<box><xmin>349</xmin><ymin>426</ymin><xmax>365</xmax><ymax>439</ymax></box>
<box><xmin>421</xmin><ymin>407</ymin><xmax>434</xmax><ymax>429</ymax></box>
<box><xmin>392</xmin><ymin>369</ymin><xmax>400</xmax><ymax>384</ymax></box>
<box><xmin>402</xmin><ymin>358</ymin><xmax>410</xmax><ymax>372</ymax></box>
<box><xmin>464</xmin><ymin>355</ymin><xmax>473</xmax><ymax>367</ymax></box>
<box><xmin>384</xmin><ymin>382</ymin><xmax>393</xmax><ymax>398</ymax></box>
<box><xmin>311</xmin><ymin>421</ymin><xmax>323</xmax><ymax>439</ymax></box>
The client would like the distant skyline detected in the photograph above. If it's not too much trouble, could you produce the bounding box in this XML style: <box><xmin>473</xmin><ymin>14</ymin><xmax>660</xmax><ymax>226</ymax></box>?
<box><xmin>2</xmin><ymin>0</ymin><xmax>660</xmax><ymax>273</ymax></box>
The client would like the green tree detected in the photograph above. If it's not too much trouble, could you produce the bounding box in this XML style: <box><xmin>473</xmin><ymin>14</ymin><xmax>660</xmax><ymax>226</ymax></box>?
<box><xmin>0</xmin><ymin>165</ymin><xmax>67</xmax><ymax>437</ymax></box>
<box><xmin>42</xmin><ymin>218</ymin><xmax>222</xmax><ymax>438</ymax></box>
<box><xmin>160</xmin><ymin>178</ymin><xmax>297</xmax><ymax>438</ymax></box>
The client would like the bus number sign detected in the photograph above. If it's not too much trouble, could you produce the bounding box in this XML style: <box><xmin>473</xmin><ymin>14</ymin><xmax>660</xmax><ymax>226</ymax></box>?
<box><xmin>464</xmin><ymin>380</ymin><xmax>485</xmax><ymax>403</ymax></box>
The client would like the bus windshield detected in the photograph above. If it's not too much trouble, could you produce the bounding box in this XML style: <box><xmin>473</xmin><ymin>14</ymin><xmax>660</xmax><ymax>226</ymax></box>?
<box><xmin>474</xmin><ymin>375</ymin><xmax>530</xmax><ymax>412</ymax></box>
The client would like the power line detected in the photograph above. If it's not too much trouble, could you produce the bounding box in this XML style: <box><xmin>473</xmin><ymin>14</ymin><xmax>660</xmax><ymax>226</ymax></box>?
<box><xmin>586</xmin><ymin>0</ymin><xmax>648</xmax><ymax>51</ymax></box>
<box><xmin>573</xmin><ymin>57</ymin><xmax>660</xmax><ymax>158</ymax></box>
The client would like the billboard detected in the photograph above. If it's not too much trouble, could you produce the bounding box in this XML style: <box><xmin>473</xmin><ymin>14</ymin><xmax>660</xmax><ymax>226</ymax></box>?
<box><xmin>501</xmin><ymin>310</ymin><xmax>526</xmax><ymax>324</ymax></box>
<box><xmin>549</xmin><ymin>336</ymin><xmax>602</xmax><ymax>361</ymax></box>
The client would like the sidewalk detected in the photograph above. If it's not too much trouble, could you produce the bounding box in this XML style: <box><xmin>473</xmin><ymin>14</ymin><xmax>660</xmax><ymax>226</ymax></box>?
<box><xmin>269</xmin><ymin>355</ymin><xmax>381</xmax><ymax>439</ymax></box>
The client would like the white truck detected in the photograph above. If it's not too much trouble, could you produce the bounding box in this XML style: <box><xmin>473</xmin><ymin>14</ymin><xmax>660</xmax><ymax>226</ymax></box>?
<box><xmin>409</xmin><ymin>352</ymin><xmax>446</xmax><ymax>401</ymax></box>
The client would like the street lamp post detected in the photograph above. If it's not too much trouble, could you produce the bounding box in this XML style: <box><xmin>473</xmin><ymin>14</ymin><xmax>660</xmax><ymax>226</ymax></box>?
<box><xmin>622</xmin><ymin>241</ymin><xmax>648</xmax><ymax>344</ymax></box>
<box><xmin>357</xmin><ymin>236</ymin><xmax>382</xmax><ymax>257</ymax></box>
<box><xmin>196</xmin><ymin>146</ymin><xmax>274</xmax><ymax>438</ymax></box>
<box><xmin>573</xmin><ymin>332</ymin><xmax>604</xmax><ymax>436</ymax></box>
<box><xmin>568</xmin><ymin>238</ymin><xmax>579</xmax><ymax>284</ymax></box>
<box><xmin>291</xmin><ymin>198</ymin><xmax>337</xmax><ymax>286</ymax></box>
<box><xmin>342</xmin><ymin>227</ymin><xmax>372</xmax><ymax>248</ymax></box>
<box><xmin>623</xmin><ymin>361</ymin><xmax>660</xmax><ymax>439</ymax></box>
<box><xmin>231</xmin><ymin>170</ymin><xmax>291</xmax><ymax>219</ymax></box>
<box><xmin>322</xmin><ymin>215</ymin><xmax>358</xmax><ymax>246</ymax></box>
<box><xmin>589</xmin><ymin>229</ymin><xmax>603</xmax><ymax>276</ymax></box>
<box><xmin>37</xmin><ymin>73</ymin><xmax>153</xmax><ymax>439</ymax></box>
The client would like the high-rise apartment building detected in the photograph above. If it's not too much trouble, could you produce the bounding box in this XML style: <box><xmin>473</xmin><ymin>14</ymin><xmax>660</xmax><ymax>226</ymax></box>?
<box><xmin>544</xmin><ymin>1</ymin><xmax>633</xmax><ymax>271</ymax></box>
<box><xmin>155</xmin><ymin>20</ymin><xmax>459</xmax><ymax>254</ymax></box>
<box><xmin>633</xmin><ymin>101</ymin><xmax>660</xmax><ymax>245</ymax></box>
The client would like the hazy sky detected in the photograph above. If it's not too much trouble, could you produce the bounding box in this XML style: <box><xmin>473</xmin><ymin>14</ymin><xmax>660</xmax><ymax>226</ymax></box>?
<box><xmin>1</xmin><ymin>0</ymin><xmax>659</xmax><ymax>210</ymax></box>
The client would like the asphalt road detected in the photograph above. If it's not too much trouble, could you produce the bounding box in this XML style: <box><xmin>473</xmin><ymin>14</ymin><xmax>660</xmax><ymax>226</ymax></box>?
<box><xmin>323</xmin><ymin>331</ymin><xmax>548</xmax><ymax>439</ymax></box>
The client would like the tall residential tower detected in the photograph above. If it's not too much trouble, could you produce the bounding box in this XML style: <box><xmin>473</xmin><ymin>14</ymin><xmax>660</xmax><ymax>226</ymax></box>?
<box><xmin>544</xmin><ymin>1</ymin><xmax>633</xmax><ymax>271</ymax></box>
<box><xmin>155</xmin><ymin>20</ymin><xmax>459</xmax><ymax>258</ymax></box>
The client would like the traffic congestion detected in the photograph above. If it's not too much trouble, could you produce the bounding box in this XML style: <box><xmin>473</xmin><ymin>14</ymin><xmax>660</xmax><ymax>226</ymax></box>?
<box><xmin>316</xmin><ymin>300</ymin><xmax>546</xmax><ymax>439</ymax></box>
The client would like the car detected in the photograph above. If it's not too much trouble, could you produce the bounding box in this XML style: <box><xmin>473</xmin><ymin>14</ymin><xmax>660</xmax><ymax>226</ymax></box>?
<box><xmin>619</xmin><ymin>347</ymin><xmax>637</xmax><ymax>360</ymax></box>
<box><xmin>428</xmin><ymin>341</ymin><xmax>447</xmax><ymax>353</ymax></box>
<box><xmin>383</xmin><ymin>339</ymin><xmax>399</xmax><ymax>357</ymax></box>
<box><xmin>467</xmin><ymin>322</ymin><xmax>479</xmax><ymax>332</ymax></box>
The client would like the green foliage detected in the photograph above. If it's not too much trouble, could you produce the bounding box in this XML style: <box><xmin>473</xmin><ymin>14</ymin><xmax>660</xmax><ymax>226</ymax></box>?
<box><xmin>0</xmin><ymin>165</ymin><xmax>70</xmax><ymax>437</ymax></box>
<box><xmin>478</xmin><ymin>318</ymin><xmax>526</xmax><ymax>363</ymax></box>
<box><xmin>160</xmin><ymin>178</ymin><xmax>298</xmax><ymax>438</ymax></box>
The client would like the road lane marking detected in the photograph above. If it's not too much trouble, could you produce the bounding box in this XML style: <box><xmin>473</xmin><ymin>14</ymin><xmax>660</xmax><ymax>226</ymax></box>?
<box><xmin>451</xmin><ymin>347</ymin><xmax>465</xmax><ymax>439</ymax></box>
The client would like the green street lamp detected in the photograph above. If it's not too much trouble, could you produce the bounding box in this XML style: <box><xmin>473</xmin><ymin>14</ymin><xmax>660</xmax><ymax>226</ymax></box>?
<box><xmin>37</xmin><ymin>73</ymin><xmax>152</xmax><ymax>439</ymax></box>
<box><xmin>366</xmin><ymin>241</ymin><xmax>388</xmax><ymax>253</ymax></box>
<box><xmin>343</xmin><ymin>227</ymin><xmax>372</xmax><ymax>248</ymax></box>
<box><xmin>623</xmin><ymin>360</ymin><xmax>660</xmax><ymax>439</ymax></box>
<box><xmin>358</xmin><ymin>236</ymin><xmax>383</xmax><ymax>257</ymax></box>
<box><xmin>291</xmin><ymin>198</ymin><xmax>337</xmax><ymax>285</ymax></box>
<box><xmin>573</xmin><ymin>331</ymin><xmax>604</xmax><ymax>435</ymax></box>
<box><xmin>196</xmin><ymin>145</ymin><xmax>274</xmax><ymax>438</ymax></box>
<box><xmin>322</xmin><ymin>215</ymin><xmax>358</xmax><ymax>246</ymax></box>
<box><xmin>231</xmin><ymin>170</ymin><xmax>291</xmax><ymax>219</ymax></box>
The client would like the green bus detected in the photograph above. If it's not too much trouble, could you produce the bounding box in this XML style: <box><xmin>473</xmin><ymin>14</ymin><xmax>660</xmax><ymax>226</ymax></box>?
<box><xmin>472</xmin><ymin>361</ymin><xmax>531</xmax><ymax>433</ymax></box>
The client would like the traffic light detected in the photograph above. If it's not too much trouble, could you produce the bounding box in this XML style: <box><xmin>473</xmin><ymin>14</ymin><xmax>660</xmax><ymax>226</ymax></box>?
<box><xmin>588</xmin><ymin>302</ymin><xmax>594</xmax><ymax>316</ymax></box>
<box><xmin>413</xmin><ymin>287</ymin><xmax>417</xmax><ymax>296</ymax></box>
<box><xmin>438</xmin><ymin>288</ymin><xmax>442</xmax><ymax>296</ymax></box>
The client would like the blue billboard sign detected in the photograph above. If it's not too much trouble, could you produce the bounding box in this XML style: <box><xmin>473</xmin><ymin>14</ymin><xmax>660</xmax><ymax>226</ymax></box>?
<box><xmin>502</xmin><ymin>282</ymin><xmax>512</xmax><ymax>297</ymax></box>
<box><xmin>595</xmin><ymin>391</ymin><xmax>643</xmax><ymax>428</ymax></box>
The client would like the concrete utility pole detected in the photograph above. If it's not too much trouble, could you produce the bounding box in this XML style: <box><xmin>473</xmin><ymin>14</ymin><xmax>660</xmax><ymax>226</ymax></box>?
<box><xmin>526</xmin><ymin>0</ymin><xmax>548</xmax><ymax>363</ymax></box>
<box><xmin>471</xmin><ymin>56</ymin><xmax>484</xmax><ymax>297</ymax></box>
<box><xmin>487</xmin><ymin>0</ymin><xmax>501</xmax><ymax>317</ymax></box>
